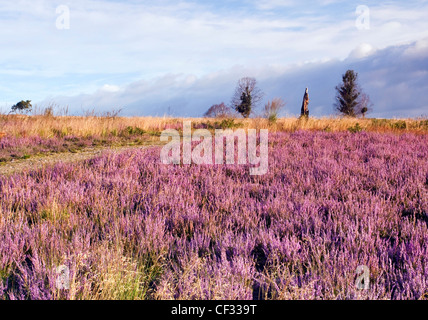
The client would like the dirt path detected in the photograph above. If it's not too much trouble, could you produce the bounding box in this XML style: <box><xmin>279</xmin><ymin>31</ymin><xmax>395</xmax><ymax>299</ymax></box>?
<box><xmin>0</xmin><ymin>143</ymin><xmax>162</xmax><ymax>176</ymax></box>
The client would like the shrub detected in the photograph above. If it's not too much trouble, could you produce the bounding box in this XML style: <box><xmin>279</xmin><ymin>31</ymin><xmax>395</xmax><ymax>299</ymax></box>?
<box><xmin>44</xmin><ymin>107</ymin><xmax>54</xmax><ymax>117</ymax></box>
<box><xmin>390</xmin><ymin>120</ymin><xmax>407</xmax><ymax>130</ymax></box>
<box><xmin>264</xmin><ymin>98</ymin><xmax>286</xmax><ymax>124</ymax></box>
<box><xmin>204</xmin><ymin>103</ymin><xmax>233</xmax><ymax>118</ymax></box>
<box><xmin>348</xmin><ymin>123</ymin><xmax>363</xmax><ymax>133</ymax></box>
<box><xmin>125</xmin><ymin>126</ymin><xmax>146</xmax><ymax>136</ymax></box>
<box><xmin>214</xmin><ymin>119</ymin><xmax>243</xmax><ymax>129</ymax></box>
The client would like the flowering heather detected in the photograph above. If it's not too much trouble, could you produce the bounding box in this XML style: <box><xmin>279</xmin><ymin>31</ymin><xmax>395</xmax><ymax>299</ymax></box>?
<box><xmin>0</xmin><ymin>135</ymin><xmax>93</xmax><ymax>162</ymax></box>
<box><xmin>0</xmin><ymin>131</ymin><xmax>427</xmax><ymax>300</ymax></box>
<box><xmin>0</xmin><ymin>130</ymin><xmax>160</xmax><ymax>163</ymax></box>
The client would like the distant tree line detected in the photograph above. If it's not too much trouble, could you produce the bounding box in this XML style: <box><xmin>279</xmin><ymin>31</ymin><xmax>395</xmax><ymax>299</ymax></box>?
<box><xmin>9</xmin><ymin>69</ymin><xmax>372</xmax><ymax>119</ymax></box>
<box><xmin>204</xmin><ymin>69</ymin><xmax>372</xmax><ymax>120</ymax></box>
<box><xmin>204</xmin><ymin>77</ymin><xmax>285</xmax><ymax>123</ymax></box>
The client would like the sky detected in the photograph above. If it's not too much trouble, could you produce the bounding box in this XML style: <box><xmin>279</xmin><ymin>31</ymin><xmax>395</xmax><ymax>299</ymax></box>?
<box><xmin>0</xmin><ymin>0</ymin><xmax>427</xmax><ymax>118</ymax></box>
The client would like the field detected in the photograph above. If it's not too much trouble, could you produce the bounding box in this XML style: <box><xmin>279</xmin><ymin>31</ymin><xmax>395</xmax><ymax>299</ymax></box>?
<box><xmin>0</xmin><ymin>116</ymin><xmax>427</xmax><ymax>300</ymax></box>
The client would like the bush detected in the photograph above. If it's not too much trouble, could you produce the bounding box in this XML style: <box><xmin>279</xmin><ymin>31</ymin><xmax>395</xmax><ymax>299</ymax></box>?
<box><xmin>390</xmin><ymin>120</ymin><xmax>407</xmax><ymax>130</ymax></box>
<box><xmin>348</xmin><ymin>123</ymin><xmax>363</xmax><ymax>133</ymax></box>
<box><xmin>418</xmin><ymin>119</ymin><xmax>428</xmax><ymax>129</ymax></box>
<box><xmin>198</xmin><ymin>119</ymin><xmax>243</xmax><ymax>130</ymax></box>
<box><xmin>204</xmin><ymin>103</ymin><xmax>233</xmax><ymax>118</ymax></box>
<box><xmin>125</xmin><ymin>126</ymin><xmax>145</xmax><ymax>136</ymax></box>
<box><xmin>264</xmin><ymin>98</ymin><xmax>285</xmax><ymax>124</ymax></box>
<box><xmin>216</xmin><ymin>119</ymin><xmax>242</xmax><ymax>129</ymax></box>
<box><xmin>370</xmin><ymin>119</ymin><xmax>389</xmax><ymax>128</ymax></box>
<box><xmin>44</xmin><ymin>107</ymin><xmax>54</xmax><ymax>117</ymax></box>
<box><xmin>268</xmin><ymin>114</ymin><xmax>278</xmax><ymax>124</ymax></box>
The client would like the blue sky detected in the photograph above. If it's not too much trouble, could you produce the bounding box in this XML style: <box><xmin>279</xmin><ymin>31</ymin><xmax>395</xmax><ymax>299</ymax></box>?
<box><xmin>0</xmin><ymin>0</ymin><xmax>428</xmax><ymax>117</ymax></box>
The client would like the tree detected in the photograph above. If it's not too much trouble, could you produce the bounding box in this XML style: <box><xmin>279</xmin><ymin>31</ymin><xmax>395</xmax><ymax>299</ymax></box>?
<box><xmin>11</xmin><ymin>100</ymin><xmax>32</xmax><ymax>114</ymax></box>
<box><xmin>334</xmin><ymin>70</ymin><xmax>362</xmax><ymax>117</ymax></box>
<box><xmin>358</xmin><ymin>92</ymin><xmax>373</xmax><ymax>118</ymax></box>
<box><xmin>264</xmin><ymin>98</ymin><xmax>286</xmax><ymax>123</ymax></box>
<box><xmin>204</xmin><ymin>102</ymin><xmax>233</xmax><ymax>118</ymax></box>
<box><xmin>231</xmin><ymin>77</ymin><xmax>264</xmax><ymax>118</ymax></box>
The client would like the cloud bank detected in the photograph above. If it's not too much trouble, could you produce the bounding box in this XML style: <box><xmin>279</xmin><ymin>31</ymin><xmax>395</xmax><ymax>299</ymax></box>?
<box><xmin>45</xmin><ymin>38</ymin><xmax>428</xmax><ymax>118</ymax></box>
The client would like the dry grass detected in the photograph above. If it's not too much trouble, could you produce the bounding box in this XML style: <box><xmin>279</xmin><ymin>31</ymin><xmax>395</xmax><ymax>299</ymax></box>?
<box><xmin>0</xmin><ymin>115</ymin><xmax>177</xmax><ymax>138</ymax></box>
<box><xmin>0</xmin><ymin>114</ymin><xmax>426</xmax><ymax>139</ymax></box>
<box><xmin>246</xmin><ymin>117</ymin><xmax>427</xmax><ymax>133</ymax></box>
<box><xmin>57</xmin><ymin>247</ymin><xmax>162</xmax><ymax>300</ymax></box>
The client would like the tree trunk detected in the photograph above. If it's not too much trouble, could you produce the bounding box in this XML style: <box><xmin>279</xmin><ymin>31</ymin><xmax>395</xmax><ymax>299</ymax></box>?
<box><xmin>301</xmin><ymin>88</ymin><xmax>309</xmax><ymax>118</ymax></box>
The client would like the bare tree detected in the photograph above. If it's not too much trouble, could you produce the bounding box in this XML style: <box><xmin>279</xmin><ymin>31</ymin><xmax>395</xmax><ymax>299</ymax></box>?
<box><xmin>358</xmin><ymin>92</ymin><xmax>373</xmax><ymax>118</ymax></box>
<box><xmin>204</xmin><ymin>102</ymin><xmax>233</xmax><ymax>118</ymax></box>
<box><xmin>264</xmin><ymin>98</ymin><xmax>286</xmax><ymax>122</ymax></box>
<box><xmin>231</xmin><ymin>77</ymin><xmax>264</xmax><ymax>118</ymax></box>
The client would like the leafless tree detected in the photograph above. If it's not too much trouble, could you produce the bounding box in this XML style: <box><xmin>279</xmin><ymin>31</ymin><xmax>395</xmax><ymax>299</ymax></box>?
<box><xmin>358</xmin><ymin>92</ymin><xmax>373</xmax><ymax>118</ymax></box>
<box><xmin>231</xmin><ymin>77</ymin><xmax>264</xmax><ymax>118</ymax></box>
<box><xmin>204</xmin><ymin>102</ymin><xmax>233</xmax><ymax>118</ymax></box>
<box><xmin>264</xmin><ymin>98</ymin><xmax>286</xmax><ymax>122</ymax></box>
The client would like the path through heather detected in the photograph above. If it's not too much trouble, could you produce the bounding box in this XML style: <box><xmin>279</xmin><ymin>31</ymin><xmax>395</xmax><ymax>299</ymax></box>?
<box><xmin>0</xmin><ymin>144</ymin><xmax>160</xmax><ymax>176</ymax></box>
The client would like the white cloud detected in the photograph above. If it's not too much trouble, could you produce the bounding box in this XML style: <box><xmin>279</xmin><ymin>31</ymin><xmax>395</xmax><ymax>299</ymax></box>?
<box><xmin>43</xmin><ymin>38</ymin><xmax>428</xmax><ymax>118</ymax></box>
<box><xmin>348</xmin><ymin>43</ymin><xmax>376</xmax><ymax>60</ymax></box>
<box><xmin>404</xmin><ymin>38</ymin><xmax>428</xmax><ymax>57</ymax></box>
<box><xmin>2</xmin><ymin>0</ymin><xmax>428</xmax><ymax>78</ymax></box>
<box><xmin>254</xmin><ymin>0</ymin><xmax>296</xmax><ymax>10</ymax></box>
<box><xmin>1</xmin><ymin>1</ymin><xmax>428</xmax><ymax>117</ymax></box>
<box><xmin>101</xmin><ymin>84</ymin><xmax>121</xmax><ymax>93</ymax></box>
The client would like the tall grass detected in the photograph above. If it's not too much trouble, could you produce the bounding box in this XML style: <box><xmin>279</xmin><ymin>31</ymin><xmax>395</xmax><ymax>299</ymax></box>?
<box><xmin>0</xmin><ymin>115</ymin><xmax>427</xmax><ymax>140</ymax></box>
<box><xmin>0</xmin><ymin>115</ymin><xmax>179</xmax><ymax>138</ymax></box>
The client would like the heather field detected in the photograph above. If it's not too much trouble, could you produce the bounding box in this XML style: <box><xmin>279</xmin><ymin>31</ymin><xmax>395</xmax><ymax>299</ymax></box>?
<box><xmin>0</xmin><ymin>126</ymin><xmax>427</xmax><ymax>300</ymax></box>
<box><xmin>1</xmin><ymin>115</ymin><xmax>427</xmax><ymax>164</ymax></box>
<box><xmin>0</xmin><ymin>115</ymin><xmax>426</xmax><ymax>164</ymax></box>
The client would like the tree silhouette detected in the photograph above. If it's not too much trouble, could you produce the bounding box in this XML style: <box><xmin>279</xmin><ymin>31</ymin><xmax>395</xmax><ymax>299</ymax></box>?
<box><xmin>358</xmin><ymin>92</ymin><xmax>373</xmax><ymax>118</ymax></box>
<box><xmin>231</xmin><ymin>77</ymin><xmax>263</xmax><ymax>118</ymax></box>
<box><xmin>11</xmin><ymin>100</ymin><xmax>32</xmax><ymax>114</ymax></box>
<box><xmin>204</xmin><ymin>102</ymin><xmax>233</xmax><ymax>118</ymax></box>
<box><xmin>334</xmin><ymin>70</ymin><xmax>361</xmax><ymax>117</ymax></box>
